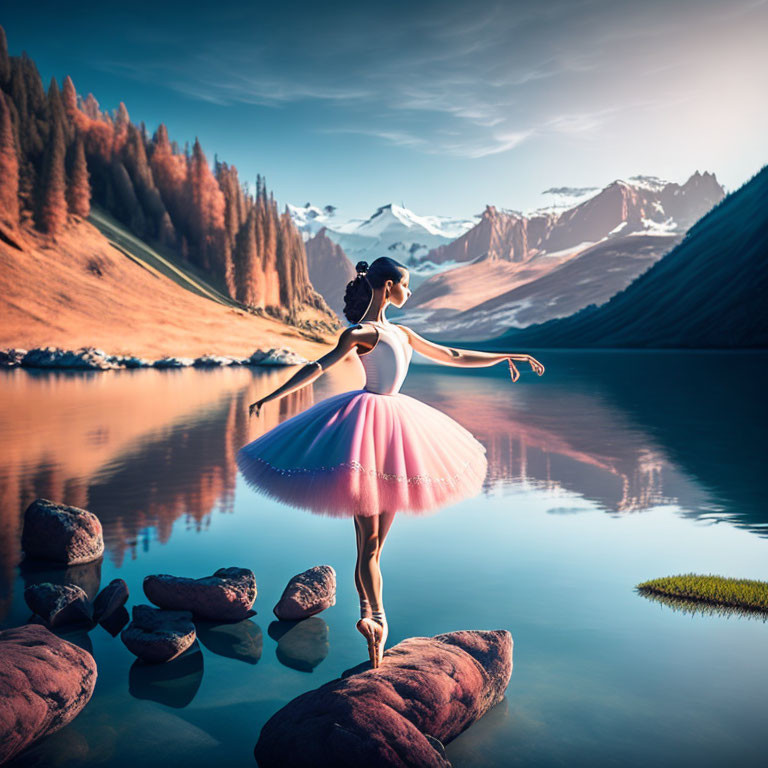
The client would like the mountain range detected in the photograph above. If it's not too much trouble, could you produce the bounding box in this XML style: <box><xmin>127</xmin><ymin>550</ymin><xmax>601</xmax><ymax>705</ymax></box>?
<box><xmin>473</xmin><ymin>163</ymin><xmax>767</xmax><ymax>349</ymax></box>
<box><xmin>292</xmin><ymin>172</ymin><xmax>725</xmax><ymax>336</ymax></box>
<box><xmin>290</xmin><ymin>202</ymin><xmax>480</xmax><ymax>290</ymax></box>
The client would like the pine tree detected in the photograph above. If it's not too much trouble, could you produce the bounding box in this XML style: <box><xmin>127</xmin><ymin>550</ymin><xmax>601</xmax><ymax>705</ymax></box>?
<box><xmin>0</xmin><ymin>25</ymin><xmax>10</xmax><ymax>87</ymax></box>
<box><xmin>186</xmin><ymin>137</ymin><xmax>226</xmax><ymax>273</ymax></box>
<box><xmin>115</xmin><ymin>101</ymin><xmax>130</xmax><ymax>128</ymax></box>
<box><xmin>149</xmin><ymin>123</ymin><xmax>187</xmax><ymax>235</ymax></box>
<box><xmin>234</xmin><ymin>207</ymin><xmax>263</xmax><ymax>306</ymax></box>
<box><xmin>37</xmin><ymin>118</ymin><xmax>67</xmax><ymax>234</ymax></box>
<box><xmin>113</xmin><ymin>101</ymin><xmax>130</xmax><ymax>153</ymax></box>
<box><xmin>47</xmin><ymin>77</ymin><xmax>71</xmax><ymax>144</ymax></box>
<box><xmin>0</xmin><ymin>90</ymin><xmax>19</xmax><ymax>228</ymax></box>
<box><xmin>67</xmin><ymin>133</ymin><xmax>90</xmax><ymax>217</ymax></box>
<box><xmin>82</xmin><ymin>93</ymin><xmax>100</xmax><ymax>120</ymax></box>
<box><xmin>62</xmin><ymin>75</ymin><xmax>77</xmax><ymax>114</ymax></box>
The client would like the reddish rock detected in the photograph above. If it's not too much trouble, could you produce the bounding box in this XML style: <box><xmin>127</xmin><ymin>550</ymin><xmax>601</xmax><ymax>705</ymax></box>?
<box><xmin>120</xmin><ymin>604</ymin><xmax>196</xmax><ymax>663</ymax></box>
<box><xmin>0</xmin><ymin>624</ymin><xmax>97</xmax><ymax>764</ymax></box>
<box><xmin>273</xmin><ymin>565</ymin><xmax>336</xmax><ymax>621</ymax></box>
<box><xmin>23</xmin><ymin>582</ymin><xmax>93</xmax><ymax>627</ymax></box>
<box><xmin>254</xmin><ymin>629</ymin><xmax>513</xmax><ymax>767</ymax></box>
<box><xmin>21</xmin><ymin>498</ymin><xmax>104</xmax><ymax>565</ymax></box>
<box><xmin>427</xmin><ymin>206</ymin><xmax>533</xmax><ymax>266</ymax></box>
<box><xmin>143</xmin><ymin>567</ymin><xmax>257</xmax><ymax>620</ymax></box>
<box><xmin>93</xmin><ymin>578</ymin><xmax>129</xmax><ymax>623</ymax></box>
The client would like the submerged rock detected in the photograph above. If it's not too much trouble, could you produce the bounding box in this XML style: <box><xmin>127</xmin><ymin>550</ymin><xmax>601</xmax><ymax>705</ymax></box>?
<box><xmin>0</xmin><ymin>624</ymin><xmax>97</xmax><ymax>765</ymax></box>
<box><xmin>93</xmin><ymin>578</ymin><xmax>129</xmax><ymax>623</ymax></box>
<box><xmin>269</xmin><ymin>617</ymin><xmax>330</xmax><ymax>672</ymax></box>
<box><xmin>274</xmin><ymin>565</ymin><xmax>336</xmax><ymax>620</ymax></box>
<box><xmin>254</xmin><ymin>629</ymin><xmax>513</xmax><ymax>768</ymax></box>
<box><xmin>195</xmin><ymin>619</ymin><xmax>263</xmax><ymax>664</ymax></box>
<box><xmin>24</xmin><ymin>582</ymin><xmax>93</xmax><ymax>628</ymax></box>
<box><xmin>121</xmin><ymin>605</ymin><xmax>196</xmax><ymax>663</ymax></box>
<box><xmin>143</xmin><ymin>567</ymin><xmax>257</xmax><ymax>620</ymax></box>
<box><xmin>99</xmin><ymin>605</ymin><xmax>130</xmax><ymax>637</ymax></box>
<box><xmin>19</xmin><ymin>557</ymin><xmax>103</xmax><ymax>601</ymax></box>
<box><xmin>21</xmin><ymin>498</ymin><xmax>104</xmax><ymax>565</ymax></box>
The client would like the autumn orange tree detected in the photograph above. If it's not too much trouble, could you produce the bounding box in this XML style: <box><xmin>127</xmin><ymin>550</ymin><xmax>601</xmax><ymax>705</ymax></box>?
<box><xmin>0</xmin><ymin>24</ymin><xmax>328</xmax><ymax>317</ymax></box>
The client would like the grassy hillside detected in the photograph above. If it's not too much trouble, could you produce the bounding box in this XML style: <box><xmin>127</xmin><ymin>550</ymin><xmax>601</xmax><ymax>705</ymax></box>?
<box><xmin>88</xmin><ymin>205</ymin><xmax>238</xmax><ymax>308</ymax></box>
<box><xmin>0</xmin><ymin>213</ymin><xmax>339</xmax><ymax>360</ymax></box>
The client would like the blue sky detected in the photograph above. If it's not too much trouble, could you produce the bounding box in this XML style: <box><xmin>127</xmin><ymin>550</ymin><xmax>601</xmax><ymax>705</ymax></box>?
<box><xmin>4</xmin><ymin>0</ymin><xmax>766</xmax><ymax>221</ymax></box>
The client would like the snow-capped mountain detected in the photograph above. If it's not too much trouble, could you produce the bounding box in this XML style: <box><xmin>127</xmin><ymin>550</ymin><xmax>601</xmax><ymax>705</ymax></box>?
<box><xmin>400</xmin><ymin>171</ymin><xmax>726</xmax><ymax>340</ymax></box>
<box><xmin>289</xmin><ymin>172</ymin><xmax>724</xmax><ymax>339</ymax></box>
<box><xmin>334</xmin><ymin>204</ymin><xmax>477</xmax><ymax>240</ymax></box>
<box><xmin>523</xmin><ymin>185</ymin><xmax>601</xmax><ymax>216</ymax></box>
<box><xmin>332</xmin><ymin>204</ymin><xmax>479</xmax><ymax>283</ymax></box>
<box><xmin>288</xmin><ymin>202</ymin><xmax>480</xmax><ymax>290</ymax></box>
<box><xmin>485</xmin><ymin>165</ymin><xmax>767</xmax><ymax>348</ymax></box>
<box><xmin>287</xmin><ymin>203</ymin><xmax>339</xmax><ymax>239</ymax></box>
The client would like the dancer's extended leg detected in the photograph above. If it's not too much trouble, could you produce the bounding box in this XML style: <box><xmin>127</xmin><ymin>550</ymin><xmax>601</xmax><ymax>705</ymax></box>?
<box><xmin>355</xmin><ymin>512</ymin><xmax>382</xmax><ymax>610</ymax></box>
<box><xmin>371</xmin><ymin>508</ymin><xmax>395</xmax><ymax>608</ymax></box>
<box><xmin>353</xmin><ymin>516</ymin><xmax>372</xmax><ymax>618</ymax></box>
<box><xmin>355</xmin><ymin>510</ymin><xmax>396</xmax><ymax>666</ymax></box>
<box><xmin>354</xmin><ymin>512</ymin><xmax>385</xmax><ymax>666</ymax></box>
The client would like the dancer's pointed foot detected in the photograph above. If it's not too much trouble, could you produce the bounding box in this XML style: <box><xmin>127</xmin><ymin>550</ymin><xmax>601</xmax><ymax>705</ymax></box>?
<box><xmin>356</xmin><ymin>617</ymin><xmax>383</xmax><ymax>668</ymax></box>
<box><xmin>371</xmin><ymin>610</ymin><xmax>388</xmax><ymax>666</ymax></box>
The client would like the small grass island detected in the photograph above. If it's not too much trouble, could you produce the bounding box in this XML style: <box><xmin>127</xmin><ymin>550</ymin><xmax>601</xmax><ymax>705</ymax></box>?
<box><xmin>637</xmin><ymin>574</ymin><xmax>768</xmax><ymax>615</ymax></box>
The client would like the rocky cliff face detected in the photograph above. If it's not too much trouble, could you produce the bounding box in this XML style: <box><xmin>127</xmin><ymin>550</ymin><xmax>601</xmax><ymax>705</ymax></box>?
<box><xmin>304</xmin><ymin>227</ymin><xmax>356</xmax><ymax>320</ymax></box>
<box><xmin>543</xmin><ymin>171</ymin><xmax>724</xmax><ymax>252</ymax></box>
<box><xmin>427</xmin><ymin>205</ymin><xmax>551</xmax><ymax>265</ymax></box>
<box><xmin>403</xmin><ymin>171</ymin><xmax>725</xmax><ymax>338</ymax></box>
<box><xmin>424</xmin><ymin>171</ymin><xmax>724</xmax><ymax>268</ymax></box>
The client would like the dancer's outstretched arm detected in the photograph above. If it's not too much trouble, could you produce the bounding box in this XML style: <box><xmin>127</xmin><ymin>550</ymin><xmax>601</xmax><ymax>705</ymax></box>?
<box><xmin>394</xmin><ymin>324</ymin><xmax>545</xmax><ymax>382</ymax></box>
<box><xmin>248</xmin><ymin>324</ymin><xmax>378</xmax><ymax>417</ymax></box>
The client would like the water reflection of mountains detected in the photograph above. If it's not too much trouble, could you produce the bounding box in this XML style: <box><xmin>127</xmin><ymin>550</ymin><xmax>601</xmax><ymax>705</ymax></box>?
<box><xmin>408</xmin><ymin>350</ymin><xmax>766</xmax><ymax>537</ymax></box>
<box><xmin>1</xmin><ymin>350</ymin><xmax>765</xmax><ymax>616</ymax></box>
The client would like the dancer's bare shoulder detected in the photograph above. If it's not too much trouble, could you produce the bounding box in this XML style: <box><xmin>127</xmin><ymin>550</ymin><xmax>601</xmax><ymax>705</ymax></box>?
<box><xmin>390</xmin><ymin>323</ymin><xmax>419</xmax><ymax>346</ymax></box>
<box><xmin>338</xmin><ymin>322</ymin><xmax>379</xmax><ymax>356</ymax></box>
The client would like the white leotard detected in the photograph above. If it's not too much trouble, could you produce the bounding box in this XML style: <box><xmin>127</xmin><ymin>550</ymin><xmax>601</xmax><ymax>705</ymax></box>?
<box><xmin>356</xmin><ymin>320</ymin><xmax>413</xmax><ymax>395</ymax></box>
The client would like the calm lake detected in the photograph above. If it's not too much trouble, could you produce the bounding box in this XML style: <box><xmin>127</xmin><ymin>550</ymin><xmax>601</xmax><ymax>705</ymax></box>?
<box><xmin>1</xmin><ymin>350</ymin><xmax>767</xmax><ymax>767</ymax></box>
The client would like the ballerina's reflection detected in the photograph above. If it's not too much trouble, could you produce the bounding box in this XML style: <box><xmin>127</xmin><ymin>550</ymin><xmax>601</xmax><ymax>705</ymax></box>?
<box><xmin>236</xmin><ymin>257</ymin><xmax>545</xmax><ymax>667</ymax></box>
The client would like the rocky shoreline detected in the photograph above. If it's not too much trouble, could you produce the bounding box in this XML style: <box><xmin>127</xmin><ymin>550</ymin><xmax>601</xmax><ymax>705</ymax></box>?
<box><xmin>0</xmin><ymin>345</ymin><xmax>309</xmax><ymax>370</ymax></box>
<box><xmin>3</xmin><ymin>498</ymin><xmax>515</xmax><ymax>766</ymax></box>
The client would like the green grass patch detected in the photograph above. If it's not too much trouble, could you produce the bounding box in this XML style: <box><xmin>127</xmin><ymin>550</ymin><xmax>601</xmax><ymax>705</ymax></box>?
<box><xmin>637</xmin><ymin>573</ymin><xmax>768</xmax><ymax>616</ymax></box>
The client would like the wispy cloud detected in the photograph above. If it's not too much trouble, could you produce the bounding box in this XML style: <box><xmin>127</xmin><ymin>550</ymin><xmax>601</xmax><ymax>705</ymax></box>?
<box><xmin>320</xmin><ymin>126</ymin><xmax>534</xmax><ymax>158</ymax></box>
<box><xmin>543</xmin><ymin>110</ymin><xmax>613</xmax><ymax>134</ymax></box>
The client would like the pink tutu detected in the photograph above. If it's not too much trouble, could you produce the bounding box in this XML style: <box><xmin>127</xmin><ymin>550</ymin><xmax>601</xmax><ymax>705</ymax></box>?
<box><xmin>236</xmin><ymin>388</ymin><xmax>488</xmax><ymax>518</ymax></box>
<box><xmin>236</xmin><ymin>320</ymin><xmax>488</xmax><ymax>518</ymax></box>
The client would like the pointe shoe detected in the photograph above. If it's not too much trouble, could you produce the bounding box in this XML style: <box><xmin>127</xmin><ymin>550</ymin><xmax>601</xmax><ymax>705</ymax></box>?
<box><xmin>356</xmin><ymin>617</ymin><xmax>383</xmax><ymax>669</ymax></box>
<box><xmin>371</xmin><ymin>611</ymin><xmax>388</xmax><ymax>667</ymax></box>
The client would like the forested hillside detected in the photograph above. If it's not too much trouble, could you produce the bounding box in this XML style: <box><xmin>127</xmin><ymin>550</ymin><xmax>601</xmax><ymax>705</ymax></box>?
<box><xmin>0</xmin><ymin>25</ymin><xmax>331</xmax><ymax>324</ymax></box>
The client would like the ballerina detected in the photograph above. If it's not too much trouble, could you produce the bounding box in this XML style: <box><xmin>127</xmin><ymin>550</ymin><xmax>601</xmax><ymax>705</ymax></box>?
<box><xmin>236</xmin><ymin>256</ymin><xmax>545</xmax><ymax>668</ymax></box>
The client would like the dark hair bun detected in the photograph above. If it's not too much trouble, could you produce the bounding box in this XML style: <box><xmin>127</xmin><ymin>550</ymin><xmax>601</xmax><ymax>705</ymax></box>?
<box><xmin>343</xmin><ymin>256</ymin><xmax>406</xmax><ymax>324</ymax></box>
